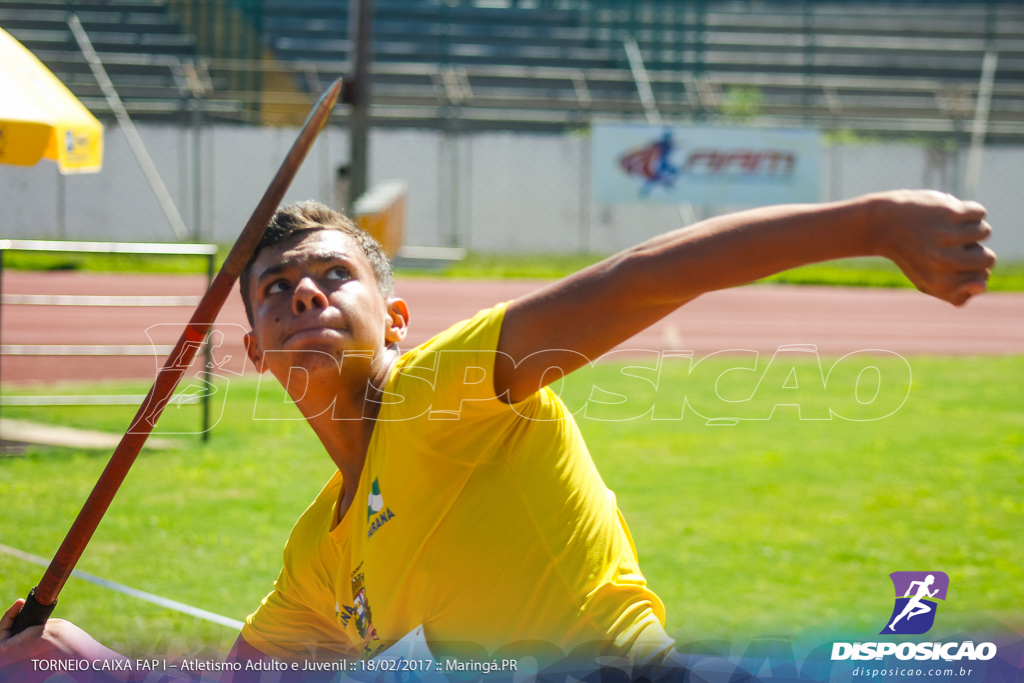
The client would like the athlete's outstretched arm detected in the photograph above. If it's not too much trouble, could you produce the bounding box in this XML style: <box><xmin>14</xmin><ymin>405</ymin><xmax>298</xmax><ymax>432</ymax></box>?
<box><xmin>495</xmin><ymin>190</ymin><xmax>995</xmax><ymax>403</ymax></box>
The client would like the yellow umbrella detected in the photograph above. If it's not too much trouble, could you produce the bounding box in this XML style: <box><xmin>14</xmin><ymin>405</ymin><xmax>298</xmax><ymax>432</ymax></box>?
<box><xmin>0</xmin><ymin>26</ymin><xmax>103</xmax><ymax>173</ymax></box>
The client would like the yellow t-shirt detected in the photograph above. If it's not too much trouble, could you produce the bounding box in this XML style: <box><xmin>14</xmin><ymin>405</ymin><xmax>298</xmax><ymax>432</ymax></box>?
<box><xmin>241</xmin><ymin>303</ymin><xmax>672</xmax><ymax>668</ymax></box>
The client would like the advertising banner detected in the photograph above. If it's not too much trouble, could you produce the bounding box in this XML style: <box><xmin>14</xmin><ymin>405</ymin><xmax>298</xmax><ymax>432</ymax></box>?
<box><xmin>593</xmin><ymin>123</ymin><xmax>822</xmax><ymax>206</ymax></box>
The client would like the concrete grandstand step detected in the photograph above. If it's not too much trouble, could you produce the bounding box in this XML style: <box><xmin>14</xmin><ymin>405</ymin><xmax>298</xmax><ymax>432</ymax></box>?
<box><xmin>6</xmin><ymin>24</ymin><xmax>196</xmax><ymax>55</ymax></box>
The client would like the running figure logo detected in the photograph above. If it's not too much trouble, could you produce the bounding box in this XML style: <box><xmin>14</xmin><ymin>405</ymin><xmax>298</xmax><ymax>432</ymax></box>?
<box><xmin>881</xmin><ymin>571</ymin><xmax>949</xmax><ymax>635</ymax></box>
<box><xmin>618</xmin><ymin>130</ymin><xmax>679</xmax><ymax>195</ymax></box>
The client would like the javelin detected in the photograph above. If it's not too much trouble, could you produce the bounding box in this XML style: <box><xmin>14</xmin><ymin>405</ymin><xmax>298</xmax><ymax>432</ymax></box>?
<box><xmin>10</xmin><ymin>78</ymin><xmax>343</xmax><ymax>635</ymax></box>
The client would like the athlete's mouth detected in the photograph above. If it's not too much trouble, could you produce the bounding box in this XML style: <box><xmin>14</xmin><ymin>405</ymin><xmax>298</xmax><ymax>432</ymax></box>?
<box><xmin>283</xmin><ymin>325</ymin><xmax>348</xmax><ymax>346</ymax></box>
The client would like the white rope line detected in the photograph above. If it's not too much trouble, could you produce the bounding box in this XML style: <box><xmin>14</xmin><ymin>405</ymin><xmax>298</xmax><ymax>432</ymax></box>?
<box><xmin>1</xmin><ymin>345</ymin><xmax>175</xmax><ymax>356</ymax></box>
<box><xmin>0</xmin><ymin>543</ymin><xmax>244</xmax><ymax>630</ymax></box>
<box><xmin>1</xmin><ymin>395</ymin><xmax>199</xmax><ymax>406</ymax></box>
<box><xmin>3</xmin><ymin>295</ymin><xmax>202</xmax><ymax>307</ymax></box>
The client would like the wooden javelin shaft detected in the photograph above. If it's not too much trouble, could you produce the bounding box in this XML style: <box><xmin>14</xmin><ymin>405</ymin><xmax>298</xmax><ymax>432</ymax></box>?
<box><xmin>11</xmin><ymin>79</ymin><xmax>342</xmax><ymax>635</ymax></box>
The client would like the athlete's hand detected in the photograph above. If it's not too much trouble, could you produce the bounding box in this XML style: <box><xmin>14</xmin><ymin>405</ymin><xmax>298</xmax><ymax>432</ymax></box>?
<box><xmin>0</xmin><ymin>598</ymin><xmax>127</xmax><ymax>667</ymax></box>
<box><xmin>870</xmin><ymin>190</ymin><xmax>996</xmax><ymax>306</ymax></box>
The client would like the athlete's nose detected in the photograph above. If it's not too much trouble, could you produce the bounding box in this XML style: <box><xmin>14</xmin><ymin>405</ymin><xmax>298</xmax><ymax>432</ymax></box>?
<box><xmin>292</xmin><ymin>277</ymin><xmax>328</xmax><ymax>315</ymax></box>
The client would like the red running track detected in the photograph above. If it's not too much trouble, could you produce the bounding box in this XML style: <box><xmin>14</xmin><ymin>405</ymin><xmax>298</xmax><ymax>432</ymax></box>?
<box><xmin>1</xmin><ymin>271</ymin><xmax>1022</xmax><ymax>385</ymax></box>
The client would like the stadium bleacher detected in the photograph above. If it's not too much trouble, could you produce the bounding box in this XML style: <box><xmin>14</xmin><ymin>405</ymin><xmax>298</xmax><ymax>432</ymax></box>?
<box><xmin>250</xmin><ymin>0</ymin><xmax>1024</xmax><ymax>138</ymax></box>
<box><xmin>0</xmin><ymin>0</ymin><xmax>204</xmax><ymax>118</ymax></box>
<box><xmin>2</xmin><ymin>0</ymin><xmax>1023</xmax><ymax>139</ymax></box>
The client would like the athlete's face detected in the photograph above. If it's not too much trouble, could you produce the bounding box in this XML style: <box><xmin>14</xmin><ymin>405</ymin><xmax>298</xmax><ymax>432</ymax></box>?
<box><xmin>243</xmin><ymin>230</ymin><xmax>407</xmax><ymax>385</ymax></box>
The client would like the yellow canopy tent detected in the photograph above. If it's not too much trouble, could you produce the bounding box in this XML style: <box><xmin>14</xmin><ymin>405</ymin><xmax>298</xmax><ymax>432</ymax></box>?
<box><xmin>0</xmin><ymin>26</ymin><xmax>103</xmax><ymax>173</ymax></box>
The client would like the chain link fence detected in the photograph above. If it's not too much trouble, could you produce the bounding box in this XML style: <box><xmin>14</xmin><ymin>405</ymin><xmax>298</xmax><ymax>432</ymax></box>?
<box><xmin>1</xmin><ymin>119</ymin><xmax>1021</xmax><ymax>260</ymax></box>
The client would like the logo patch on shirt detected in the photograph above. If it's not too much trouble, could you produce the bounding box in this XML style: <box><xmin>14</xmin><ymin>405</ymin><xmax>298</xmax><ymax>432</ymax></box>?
<box><xmin>350</xmin><ymin>568</ymin><xmax>380</xmax><ymax>654</ymax></box>
<box><xmin>367</xmin><ymin>478</ymin><xmax>385</xmax><ymax>519</ymax></box>
<box><xmin>366</xmin><ymin>477</ymin><xmax>395</xmax><ymax>539</ymax></box>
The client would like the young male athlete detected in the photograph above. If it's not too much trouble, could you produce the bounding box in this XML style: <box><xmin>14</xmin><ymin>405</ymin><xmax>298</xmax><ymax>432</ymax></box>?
<box><xmin>1</xmin><ymin>191</ymin><xmax>996</xmax><ymax>679</ymax></box>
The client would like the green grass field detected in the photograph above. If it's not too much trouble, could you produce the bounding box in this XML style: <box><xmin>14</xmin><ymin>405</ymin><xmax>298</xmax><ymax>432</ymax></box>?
<box><xmin>1</xmin><ymin>355</ymin><xmax>1021</xmax><ymax>659</ymax></box>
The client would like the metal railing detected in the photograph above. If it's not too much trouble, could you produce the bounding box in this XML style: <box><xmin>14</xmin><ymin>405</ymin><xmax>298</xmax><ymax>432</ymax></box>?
<box><xmin>0</xmin><ymin>240</ymin><xmax>219</xmax><ymax>442</ymax></box>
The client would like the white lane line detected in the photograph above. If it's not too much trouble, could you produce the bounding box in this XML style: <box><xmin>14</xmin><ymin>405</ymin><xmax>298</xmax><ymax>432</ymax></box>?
<box><xmin>0</xmin><ymin>543</ymin><xmax>244</xmax><ymax>630</ymax></box>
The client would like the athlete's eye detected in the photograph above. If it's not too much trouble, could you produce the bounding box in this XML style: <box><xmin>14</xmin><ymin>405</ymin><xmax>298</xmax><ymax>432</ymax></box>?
<box><xmin>265</xmin><ymin>280</ymin><xmax>289</xmax><ymax>296</ymax></box>
<box><xmin>326</xmin><ymin>266</ymin><xmax>350</xmax><ymax>280</ymax></box>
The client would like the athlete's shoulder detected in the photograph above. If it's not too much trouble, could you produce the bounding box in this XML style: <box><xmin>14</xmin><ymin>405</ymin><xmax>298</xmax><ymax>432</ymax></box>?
<box><xmin>377</xmin><ymin>302</ymin><xmax>516</xmax><ymax>424</ymax></box>
<box><xmin>400</xmin><ymin>301</ymin><xmax>510</xmax><ymax>363</ymax></box>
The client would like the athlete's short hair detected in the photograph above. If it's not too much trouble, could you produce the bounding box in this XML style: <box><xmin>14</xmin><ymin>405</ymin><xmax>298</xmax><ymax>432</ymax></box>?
<box><xmin>239</xmin><ymin>200</ymin><xmax>394</xmax><ymax>326</ymax></box>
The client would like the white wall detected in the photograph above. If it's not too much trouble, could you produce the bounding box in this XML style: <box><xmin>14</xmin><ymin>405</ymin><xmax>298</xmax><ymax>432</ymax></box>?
<box><xmin>1</xmin><ymin>125</ymin><xmax>1021</xmax><ymax>259</ymax></box>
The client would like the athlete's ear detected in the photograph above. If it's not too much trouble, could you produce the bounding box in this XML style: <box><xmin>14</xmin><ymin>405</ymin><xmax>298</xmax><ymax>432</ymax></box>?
<box><xmin>243</xmin><ymin>331</ymin><xmax>268</xmax><ymax>373</ymax></box>
<box><xmin>384</xmin><ymin>297</ymin><xmax>410</xmax><ymax>345</ymax></box>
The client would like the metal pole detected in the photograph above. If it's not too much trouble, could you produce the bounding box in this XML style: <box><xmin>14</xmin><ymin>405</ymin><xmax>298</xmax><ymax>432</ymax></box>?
<box><xmin>461</xmin><ymin>134</ymin><xmax>471</xmax><ymax>249</ymax></box>
<box><xmin>695</xmin><ymin>0</ymin><xmax>706</xmax><ymax>77</ymax></box>
<box><xmin>580</xmin><ymin>136</ymin><xmax>591</xmax><ymax>253</ymax></box>
<box><xmin>192</xmin><ymin>100</ymin><xmax>203</xmax><ymax>242</ymax></box>
<box><xmin>449</xmin><ymin>127</ymin><xmax>459</xmax><ymax>247</ymax></box>
<box><xmin>437</xmin><ymin>133</ymin><xmax>447</xmax><ymax>247</ymax></box>
<box><xmin>964</xmin><ymin>50</ymin><xmax>998</xmax><ymax>200</ymax></box>
<box><xmin>803</xmin><ymin>0</ymin><xmax>813</xmax><ymax>117</ymax></box>
<box><xmin>57</xmin><ymin>173</ymin><xmax>66</xmax><ymax>239</ymax></box>
<box><xmin>346</xmin><ymin>0</ymin><xmax>373</xmax><ymax>206</ymax></box>
<box><xmin>624</xmin><ymin>35</ymin><xmax>662</xmax><ymax>126</ymax></box>
<box><xmin>201</xmin><ymin>251</ymin><xmax>214</xmax><ymax>441</ymax></box>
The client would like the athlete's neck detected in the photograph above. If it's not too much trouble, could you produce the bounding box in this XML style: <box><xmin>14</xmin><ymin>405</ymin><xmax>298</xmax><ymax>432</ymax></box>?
<box><xmin>304</xmin><ymin>347</ymin><xmax>401</xmax><ymax>522</ymax></box>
